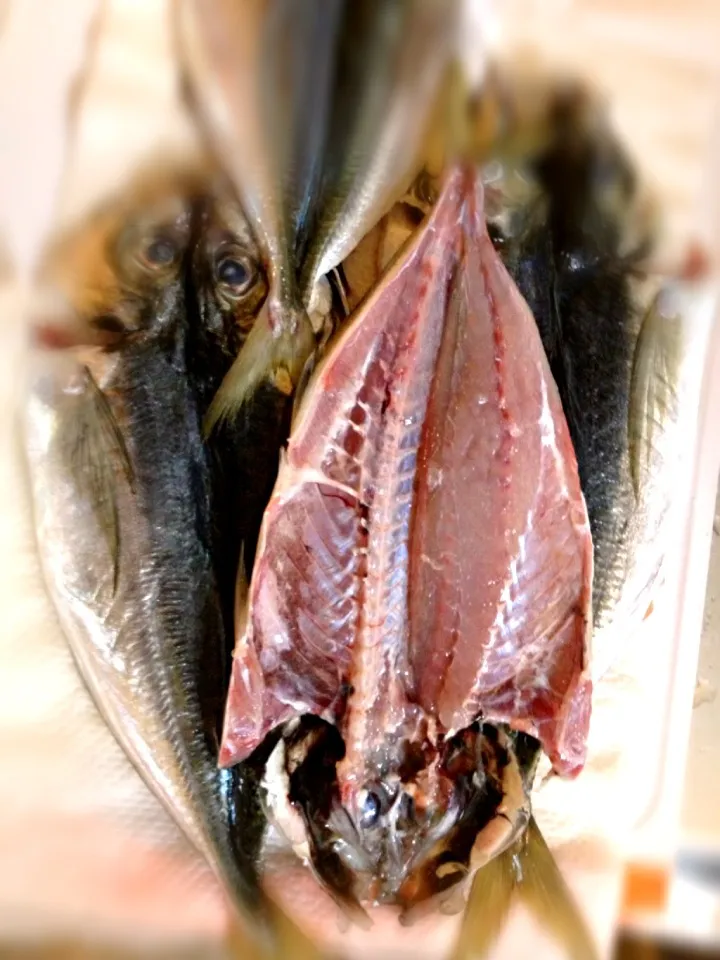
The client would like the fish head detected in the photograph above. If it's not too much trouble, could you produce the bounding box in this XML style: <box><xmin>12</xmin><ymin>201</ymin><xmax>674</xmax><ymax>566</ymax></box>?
<box><xmin>191</xmin><ymin>183</ymin><xmax>269</xmax><ymax>364</ymax></box>
<box><xmin>341</xmin><ymin>724</ymin><xmax>534</xmax><ymax>915</ymax></box>
<box><xmin>32</xmin><ymin>163</ymin><xmax>210</xmax><ymax>358</ymax></box>
<box><xmin>24</xmin><ymin>164</ymin><xmax>216</xmax><ymax>617</ymax></box>
<box><xmin>274</xmin><ymin>719</ymin><xmax>534</xmax><ymax>919</ymax></box>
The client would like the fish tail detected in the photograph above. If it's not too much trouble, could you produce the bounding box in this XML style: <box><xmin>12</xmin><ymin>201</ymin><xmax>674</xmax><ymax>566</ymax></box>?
<box><xmin>451</xmin><ymin>844</ymin><xmax>517</xmax><ymax>960</ymax></box>
<box><xmin>224</xmin><ymin>914</ymin><xmax>269</xmax><ymax>960</ymax></box>
<box><xmin>205</xmin><ymin>299</ymin><xmax>316</xmax><ymax>436</ymax></box>
<box><xmin>224</xmin><ymin>901</ymin><xmax>328</xmax><ymax>960</ymax></box>
<box><xmin>268</xmin><ymin>901</ymin><xmax>331</xmax><ymax>960</ymax></box>
<box><xmin>453</xmin><ymin>818</ymin><xmax>598</xmax><ymax>960</ymax></box>
<box><xmin>515</xmin><ymin>817</ymin><xmax>599</xmax><ymax>960</ymax></box>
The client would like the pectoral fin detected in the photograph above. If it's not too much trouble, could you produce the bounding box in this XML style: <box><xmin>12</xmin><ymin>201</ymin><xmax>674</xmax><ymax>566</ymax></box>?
<box><xmin>204</xmin><ymin>299</ymin><xmax>316</xmax><ymax>434</ymax></box>
<box><xmin>290</xmin><ymin>348</ymin><xmax>321</xmax><ymax>429</ymax></box>
<box><xmin>62</xmin><ymin>365</ymin><xmax>134</xmax><ymax>595</ymax></box>
<box><xmin>628</xmin><ymin>289</ymin><xmax>685</xmax><ymax>500</ymax></box>
<box><xmin>234</xmin><ymin>541</ymin><xmax>250</xmax><ymax>635</ymax></box>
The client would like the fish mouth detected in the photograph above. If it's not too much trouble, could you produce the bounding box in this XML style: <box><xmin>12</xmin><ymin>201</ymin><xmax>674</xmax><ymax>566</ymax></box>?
<box><xmin>259</xmin><ymin>717</ymin><xmax>534</xmax><ymax>923</ymax></box>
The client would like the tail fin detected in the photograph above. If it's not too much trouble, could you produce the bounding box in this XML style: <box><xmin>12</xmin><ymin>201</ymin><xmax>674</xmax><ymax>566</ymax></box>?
<box><xmin>205</xmin><ymin>299</ymin><xmax>316</xmax><ymax>435</ymax></box>
<box><xmin>453</xmin><ymin>817</ymin><xmax>598</xmax><ymax>960</ymax></box>
<box><xmin>451</xmin><ymin>843</ymin><xmax>516</xmax><ymax>960</ymax></box>
<box><xmin>225</xmin><ymin>914</ymin><xmax>268</xmax><ymax>960</ymax></box>
<box><xmin>517</xmin><ymin>818</ymin><xmax>599</xmax><ymax>960</ymax></box>
<box><xmin>225</xmin><ymin>899</ymin><xmax>329</xmax><ymax>960</ymax></box>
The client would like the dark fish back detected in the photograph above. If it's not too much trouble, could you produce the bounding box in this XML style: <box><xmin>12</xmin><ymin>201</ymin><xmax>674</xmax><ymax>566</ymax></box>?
<box><xmin>491</xmin><ymin>101</ymin><xmax>646</xmax><ymax>619</ymax></box>
<box><xmin>119</xmin><ymin>306</ymin><xmax>225</xmax><ymax>739</ymax></box>
<box><xmin>109</xmin><ymin>290</ymin><xmax>266</xmax><ymax>920</ymax></box>
<box><xmin>208</xmin><ymin>384</ymin><xmax>291</xmax><ymax>589</ymax></box>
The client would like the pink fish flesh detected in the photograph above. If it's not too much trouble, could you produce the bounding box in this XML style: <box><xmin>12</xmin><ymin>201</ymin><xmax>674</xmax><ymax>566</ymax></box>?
<box><xmin>220</xmin><ymin>167</ymin><xmax>593</xmax><ymax>809</ymax></box>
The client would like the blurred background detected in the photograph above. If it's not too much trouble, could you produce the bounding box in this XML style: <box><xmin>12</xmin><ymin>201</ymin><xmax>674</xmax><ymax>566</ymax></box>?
<box><xmin>615</xmin><ymin>496</ymin><xmax>720</xmax><ymax>959</ymax></box>
<box><xmin>1</xmin><ymin>1</ymin><xmax>719</xmax><ymax>958</ymax></box>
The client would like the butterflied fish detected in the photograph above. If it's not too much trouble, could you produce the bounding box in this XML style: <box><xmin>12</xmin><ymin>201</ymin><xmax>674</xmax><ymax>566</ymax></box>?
<box><xmin>218</xmin><ymin>167</ymin><xmax>593</xmax><ymax>928</ymax></box>
<box><xmin>22</xmin><ymin>164</ymin><xmax>273</xmax><ymax>944</ymax></box>
<box><xmin>178</xmin><ymin>0</ymin><xmax>459</xmax><ymax>428</ymax></box>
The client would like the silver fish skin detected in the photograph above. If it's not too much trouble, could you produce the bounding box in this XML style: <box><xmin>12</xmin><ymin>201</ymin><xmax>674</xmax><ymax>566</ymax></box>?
<box><xmin>178</xmin><ymin>0</ymin><xmax>342</xmax><ymax>301</ymax></box>
<box><xmin>178</xmin><ymin>0</ymin><xmax>459</xmax><ymax>428</ymax></box>
<box><xmin>298</xmin><ymin>0</ymin><xmax>460</xmax><ymax>301</ymax></box>
<box><xmin>177</xmin><ymin>0</ymin><xmax>342</xmax><ymax>426</ymax></box>
<box><xmin>22</xmin><ymin>169</ymin><xmax>271</xmax><ymax>942</ymax></box>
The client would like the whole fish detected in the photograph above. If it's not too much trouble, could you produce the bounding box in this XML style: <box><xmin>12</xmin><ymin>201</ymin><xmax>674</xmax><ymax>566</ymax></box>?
<box><xmin>22</xmin><ymin>164</ymin><xmax>273</xmax><ymax>944</ymax></box>
<box><xmin>177</xmin><ymin>0</ymin><xmax>459</xmax><ymax>429</ymax></box>
<box><xmin>219</xmin><ymin>167</ymin><xmax>593</xmax><ymax>937</ymax></box>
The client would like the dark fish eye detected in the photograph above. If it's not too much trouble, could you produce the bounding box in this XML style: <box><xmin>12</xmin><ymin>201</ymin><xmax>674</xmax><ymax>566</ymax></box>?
<box><xmin>216</xmin><ymin>255</ymin><xmax>254</xmax><ymax>293</ymax></box>
<box><xmin>143</xmin><ymin>237</ymin><xmax>178</xmax><ymax>267</ymax></box>
<box><xmin>358</xmin><ymin>789</ymin><xmax>381</xmax><ymax>829</ymax></box>
<box><xmin>487</xmin><ymin>222</ymin><xmax>505</xmax><ymax>249</ymax></box>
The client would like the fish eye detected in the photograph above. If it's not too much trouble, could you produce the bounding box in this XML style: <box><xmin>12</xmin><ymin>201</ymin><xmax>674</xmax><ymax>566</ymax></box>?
<box><xmin>215</xmin><ymin>253</ymin><xmax>256</xmax><ymax>295</ymax></box>
<box><xmin>141</xmin><ymin>236</ymin><xmax>178</xmax><ymax>268</ymax></box>
<box><xmin>487</xmin><ymin>221</ymin><xmax>505</xmax><ymax>248</ymax></box>
<box><xmin>358</xmin><ymin>789</ymin><xmax>382</xmax><ymax>829</ymax></box>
